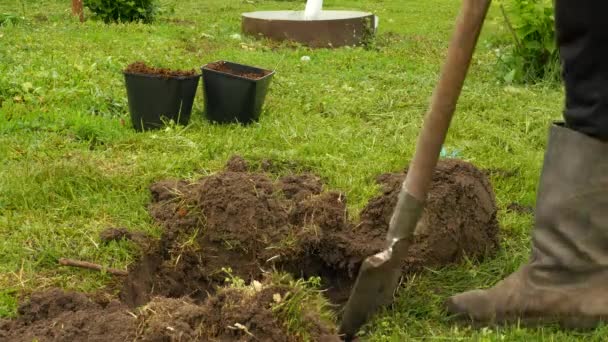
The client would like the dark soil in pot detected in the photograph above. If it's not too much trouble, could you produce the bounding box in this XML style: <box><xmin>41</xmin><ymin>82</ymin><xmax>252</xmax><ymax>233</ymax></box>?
<box><xmin>124</xmin><ymin>61</ymin><xmax>198</xmax><ymax>78</ymax></box>
<box><xmin>205</xmin><ymin>61</ymin><xmax>272</xmax><ymax>80</ymax></box>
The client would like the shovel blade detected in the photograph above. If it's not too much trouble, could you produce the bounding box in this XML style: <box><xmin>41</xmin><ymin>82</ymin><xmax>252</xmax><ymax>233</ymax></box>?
<box><xmin>339</xmin><ymin>190</ymin><xmax>424</xmax><ymax>339</ymax></box>
<box><xmin>339</xmin><ymin>242</ymin><xmax>408</xmax><ymax>339</ymax></box>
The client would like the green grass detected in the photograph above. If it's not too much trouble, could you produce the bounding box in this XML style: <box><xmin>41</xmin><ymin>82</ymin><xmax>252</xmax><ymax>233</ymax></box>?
<box><xmin>0</xmin><ymin>0</ymin><xmax>599</xmax><ymax>340</ymax></box>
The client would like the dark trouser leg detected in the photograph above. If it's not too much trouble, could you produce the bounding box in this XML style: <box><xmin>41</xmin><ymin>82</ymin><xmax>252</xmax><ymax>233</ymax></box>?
<box><xmin>555</xmin><ymin>0</ymin><xmax>608</xmax><ymax>141</ymax></box>
<box><xmin>444</xmin><ymin>3</ymin><xmax>608</xmax><ymax>326</ymax></box>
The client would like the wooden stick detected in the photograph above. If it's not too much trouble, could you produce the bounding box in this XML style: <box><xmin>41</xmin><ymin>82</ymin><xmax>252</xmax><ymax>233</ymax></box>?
<box><xmin>72</xmin><ymin>0</ymin><xmax>84</xmax><ymax>22</ymax></box>
<box><xmin>59</xmin><ymin>258</ymin><xmax>128</xmax><ymax>276</ymax></box>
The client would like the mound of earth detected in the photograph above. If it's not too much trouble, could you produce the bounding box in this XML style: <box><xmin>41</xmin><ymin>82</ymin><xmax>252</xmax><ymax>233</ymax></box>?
<box><xmin>358</xmin><ymin>160</ymin><xmax>500</xmax><ymax>272</ymax></box>
<box><xmin>121</xmin><ymin>156</ymin><xmax>499</xmax><ymax>307</ymax></box>
<box><xmin>0</xmin><ymin>276</ymin><xmax>339</xmax><ymax>342</ymax></box>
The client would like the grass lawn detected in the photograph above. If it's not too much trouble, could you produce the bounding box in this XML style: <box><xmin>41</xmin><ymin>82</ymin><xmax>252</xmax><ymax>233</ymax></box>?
<box><xmin>0</xmin><ymin>0</ymin><xmax>604</xmax><ymax>340</ymax></box>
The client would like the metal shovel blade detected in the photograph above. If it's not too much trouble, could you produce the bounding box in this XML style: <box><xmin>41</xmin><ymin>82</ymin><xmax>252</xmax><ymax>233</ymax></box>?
<box><xmin>339</xmin><ymin>240</ymin><xmax>406</xmax><ymax>339</ymax></box>
<box><xmin>339</xmin><ymin>191</ymin><xmax>424</xmax><ymax>339</ymax></box>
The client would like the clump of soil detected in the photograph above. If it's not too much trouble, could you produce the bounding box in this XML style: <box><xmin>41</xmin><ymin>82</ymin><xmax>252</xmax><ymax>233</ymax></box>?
<box><xmin>356</xmin><ymin>160</ymin><xmax>500</xmax><ymax>273</ymax></box>
<box><xmin>225</xmin><ymin>155</ymin><xmax>250</xmax><ymax>172</ymax></box>
<box><xmin>0</xmin><ymin>290</ymin><xmax>133</xmax><ymax>342</ymax></box>
<box><xmin>123</xmin><ymin>61</ymin><xmax>198</xmax><ymax>78</ymax></box>
<box><xmin>99</xmin><ymin>227</ymin><xmax>151</xmax><ymax>247</ymax></box>
<box><xmin>1</xmin><ymin>277</ymin><xmax>338</xmax><ymax>342</ymax></box>
<box><xmin>205</xmin><ymin>61</ymin><xmax>271</xmax><ymax>80</ymax></box>
<box><xmin>121</xmin><ymin>167</ymin><xmax>327</xmax><ymax>307</ymax></box>
<box><xmin>137</xmin><ymin>278</ymin><xmax>339</xmax><ymax>342</ymax></box>
<box><xmin>120</xmin><ymin>157</ymin><xmax>499</xmax><ymax>307</ymax></box>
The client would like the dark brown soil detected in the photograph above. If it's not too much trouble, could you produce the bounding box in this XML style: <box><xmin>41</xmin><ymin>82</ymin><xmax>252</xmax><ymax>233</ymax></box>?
<box><xmin>1</xmin><ymin>277</ymin><xmax>338</xmax><ymax>342</ymax></box>
<box><xmin>0</xmin><ymin>290</ymin><xmax>134</xmax><ymax>342</ymax></box>
<box><xmin>206</xmin><ymin>61</ymin><xmax>271</xmax><ymax>80</ymax></box>
<box><xmin>120</xmin><ymin>157</ymin><xmax>499</xmax><ymax>307</ymax></box>
<box><xmin>225</xmin><ymin>155</ymin><xmax>250</xmax><ymax>172</ymax></box>
<box><xmin>123</xmin><ymin>61</ymin><xmax>198</xmax><ymax>78</ymax></box>
<box><xmin>99</xmin><ymin>227</ymin><xmax>151</xmax><ymax>246</ymax></box>
<box><xmin>358</xmin><ymin>161</ymin><xmax>500</xmax><ymax>273</ymax></box>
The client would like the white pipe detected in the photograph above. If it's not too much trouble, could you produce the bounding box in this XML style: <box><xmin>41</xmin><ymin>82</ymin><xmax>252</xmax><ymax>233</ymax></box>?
<box><xmin>304</xmin><ymin>0</ymin><xmax>323</xmax><ymax>20</ymax></box>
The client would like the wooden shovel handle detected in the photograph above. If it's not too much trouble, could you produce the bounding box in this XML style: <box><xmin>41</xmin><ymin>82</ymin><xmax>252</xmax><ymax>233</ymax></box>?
<box><xmin>404</xmin><ymin>0</ymin><xmax>491</xmax><ymax>201</ymax></box>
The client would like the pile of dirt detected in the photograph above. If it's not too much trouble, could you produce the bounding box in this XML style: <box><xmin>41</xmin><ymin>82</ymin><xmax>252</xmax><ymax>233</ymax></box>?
<box><xmin>120</xmin><ymin>156</ymin><xmax>499</xmax><ymax>307</ymax></box>
<box><xmin>0</xmin><ymin>277</ymin><xmax>338</xmax><ymax>342</ymax></box>
<box><xmin>123</xmin><ymin>61</ymin><xmax>198</xmax><ymax>78</ymax></box>
<box><xmin>357</xmin><ymin>161</ymin><xmax>500</xmax><ymax>272</ymax></box>
<box><xmin>0</xmin><ymin>290</ymin><xmax>133</xmax><ymax>342</ymax></box>
<box><xmin>205</xmin><ymin>61</ymin><xmax>272</xmax><ymax>80</ymax></box>
<box><xmin>120</xmin><ymin>163</ymin><xmax>336</xmax><ymax>307</ymax></box>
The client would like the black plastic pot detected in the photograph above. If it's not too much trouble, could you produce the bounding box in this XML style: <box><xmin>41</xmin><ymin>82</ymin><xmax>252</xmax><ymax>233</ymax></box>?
<box><xmin>201</xmin><ymin>61</ymin><xmax>274</xmax><ymax>124</ymax></box>
<box><xmin>123</xmin><ymin>72</ymin><xmax>200</xmax><ymax>131</ymax></box>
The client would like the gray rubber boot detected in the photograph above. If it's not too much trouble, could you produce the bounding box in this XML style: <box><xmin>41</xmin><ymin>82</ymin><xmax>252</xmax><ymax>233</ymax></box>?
<box><xmin>445</xmin><ymin>123</ymin><xmax>608</xmax><ymax>328</ymax></box>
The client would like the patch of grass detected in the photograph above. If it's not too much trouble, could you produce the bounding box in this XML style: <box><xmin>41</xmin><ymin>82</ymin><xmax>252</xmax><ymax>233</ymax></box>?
<box><xmin>270</xmin><ymin>274</ymin><xmax>337</xmax><ymax>341</ymax></box>
<box><xmin>0</xmin><ymin>12</ymin><xmax>23</xmax><ymax>26</ymax></box>
<box><xmin>0</xmin><ymin>0</ymin><xmax>598</xmax><ymax>341</ymax></box>
<box><xmin>220</xmin><ymin>271</ymin><xmax>337</xmax><ymax>340</ymax></box>
<box><xmin>0</xmin><ymin>287</ymin><xmax>18</xmax><ymax>318</ymax></box>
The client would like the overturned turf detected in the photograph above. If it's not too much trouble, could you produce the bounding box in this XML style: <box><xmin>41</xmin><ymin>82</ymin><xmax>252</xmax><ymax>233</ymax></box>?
<box><xmin>121</xmin><ymin>156</ymin><xmax>500</xmax><ymax>307</ymax></box>
<box><xmin>0</xmin><ymin>276</ymin><xmax>339</xmax><ymax>342</ymax></box>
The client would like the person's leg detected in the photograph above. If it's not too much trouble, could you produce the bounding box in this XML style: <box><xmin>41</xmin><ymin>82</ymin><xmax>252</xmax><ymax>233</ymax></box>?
<box><xmin>444</xmin><ymin>0</ymin><xmax>608</xmax><ymax>327</ymax></box>
<box><xmin>557</xmin><ymin>0</ymin><xmax>608</xmax><ymax>140</ymax></box>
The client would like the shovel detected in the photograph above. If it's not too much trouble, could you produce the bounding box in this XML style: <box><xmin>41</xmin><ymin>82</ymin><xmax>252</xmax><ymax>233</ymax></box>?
<box><xmin>339</xmin><ymin>0</ymin><xmax>492</xmax><ymax>339</ymax></box>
